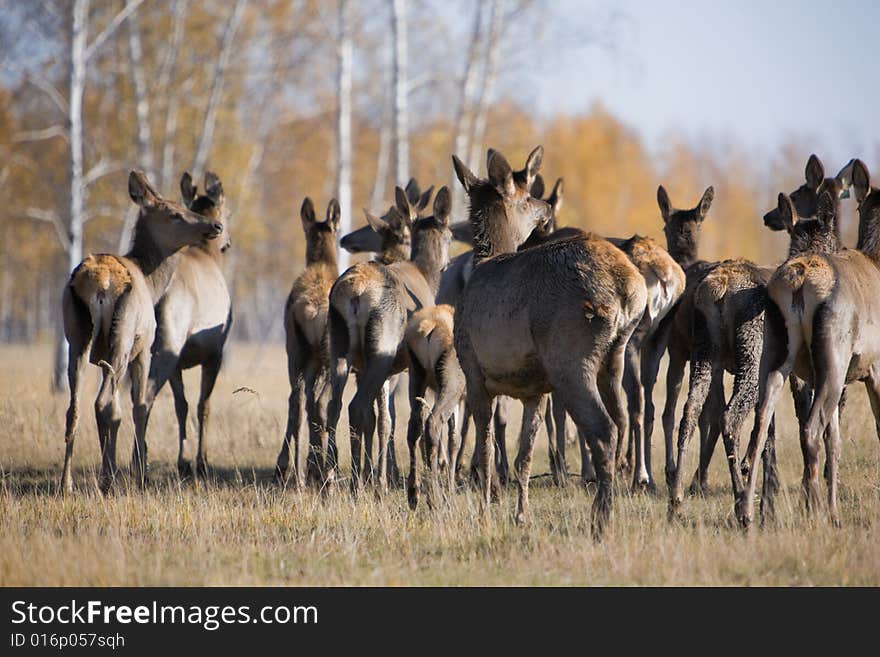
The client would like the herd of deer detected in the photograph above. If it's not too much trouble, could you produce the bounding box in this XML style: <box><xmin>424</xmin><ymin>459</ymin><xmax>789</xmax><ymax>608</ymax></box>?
<box><xmin>58</xmin><ymin>144</ymin><xmax>880</xmax><ymax>538</ymax></box>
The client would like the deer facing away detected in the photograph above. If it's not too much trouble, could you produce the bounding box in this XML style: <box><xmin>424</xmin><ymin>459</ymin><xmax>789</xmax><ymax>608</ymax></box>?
<box><xmin>61</xmin><ymin>171</ymin><xmax>223</xmax><ymax>494</ymax></box>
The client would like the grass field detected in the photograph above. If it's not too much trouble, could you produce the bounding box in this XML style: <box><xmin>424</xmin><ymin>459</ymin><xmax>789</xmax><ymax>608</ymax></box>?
<box><xmin>1</xmin><ymin>341</ymin><xmax>878</xmax><ymax>586</ymax></box>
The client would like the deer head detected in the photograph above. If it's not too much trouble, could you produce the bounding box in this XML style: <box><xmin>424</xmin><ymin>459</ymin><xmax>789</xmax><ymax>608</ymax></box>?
<box><xmin>180</xmin><ymin>171</ymin><xmax>231</xmax><ymax>252</ymax></box>
<box><xmin>658</xmin><ymin>184</ymin><xmax>714</xmax><ymax>266</ymax></box>
<box><xmin>301</xmin><ymin>196</ymin><xmax>340</xmax><ymax>265</ymax></box>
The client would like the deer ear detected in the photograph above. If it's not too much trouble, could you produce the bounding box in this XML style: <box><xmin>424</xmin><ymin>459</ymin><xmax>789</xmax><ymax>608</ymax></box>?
<box><xmin>395</xmin><ymin>186</ymin><xmax>415</xmax><ymax>222</ymax></box>
<box><xmin>326</xmin><ymin>198</ymin><xmax>341</xmax><ymax>230</ymax></box>
<box><xmin>697</xmin><ymin>186</ymin><xmax>714</xmax><ymax>220</ymax></box>
<box><xmin>180</xmin><ymin>172</ymin><xmax>196</xmax><ymax>207</ymax></box>
<box><xmin>487</xmin><ymin>149</ymin><xmax>515</xmax><ymax>197</ymax></box>
<box><xmin>805</xmin><ymin>154</ymin><xmax>825</xmax><ymax>190</ymax></box>
<box><xmin>657</xmin><ymin>185</ymin><xmax>672</xmax><ymax>222</ymax></box>
<box><xmin>433</xmin><ymin>186</ymin><xmax>452</xmax><ymax>227</ymax></box>
<box><xmin>853</xmin><ymin>159</ymin><xmax>871</xmax><ymax>203</ymax></box>
<box><xmin>404</xmin><ymin>178</ymin><xmax>420</xmax><ymax>206</ymax></box>
<box><xmin>364</xmin><ymin>209</ymin><xmax>387</xmax><ymax>234</ymax></box>
<box><xmin>417</xmin><ymin>185</ymin><xmax>434</xmax><ymax>212</ymax></box>
<box><xmin>529</xmin><ymin>174</ymin><xmax>545</xmax><ymax>200</ymax></box>
<box><xmin>523</xmin><ymin>145</ymin><xmax>544</xmax><ymax>189</ymax></box>
<box><xmin>301</xmin><ymin>197</ymin><xmax>317</xmax><ymax>230</ymax></box>
<box><xmin>452</xmin><ymin>155</ymin><xmax>478</xmax><ymax>193</ymax></box>
<box><xmin>835</xmin><ymin>159</ymin><xmax>856</xmax><ymax>199</ymax></box>
<box><xmin>777</xmin><ymin>193</ymin><xmax>796</xmax><ymax>233</ymax></box>
<box><xmin>816</xmin><ymin>191</ymin><xmax>836</xmax><ymax>229</ymax></box>
<box><xmin>130</xmin><ymin>170</ymin><xmax>159</xmax><ymax>207</ymax></box>
<box><xmin>548</xmin><ymin>178</ymin><xmax>564</xmax><ymax>216</ymax></box>
<box><xmin>204</xmin><ymin>171</ymin><xmax>223</xmax><ymax>203</ymax></box>
<box><xmin>386</xmin><ymin>206</ymin><xmax>410</xmax><ymax>234</ymax></box>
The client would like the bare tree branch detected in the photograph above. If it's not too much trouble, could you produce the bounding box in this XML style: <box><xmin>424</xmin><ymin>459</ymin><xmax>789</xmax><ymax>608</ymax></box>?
<box><xmin>25</xmin><ymin>74</ymin><xmax>68</xmax><ymax>114</ymax></box>
<box><xmin>82</xmin><ymin>158</ymin><xmax>126</xmax><ymax>188</ymax></box>
<box><xmin>13</xmin><ymin>125</ymin><xmax>69</xmax><ymax>143</ymax></box>
<box><xmin>21</xmin><ymin>207</ymin><xmax>71</xmax><ymax>250</ymax></box>
<box><xmin>83</xmin><ymin>0</ymin><xmax>144</xmax><ymax>62</ymax></box>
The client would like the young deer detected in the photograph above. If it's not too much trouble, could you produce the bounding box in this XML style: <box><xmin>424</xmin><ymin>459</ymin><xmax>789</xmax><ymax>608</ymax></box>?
<box><xmin>404</xmin><ymin>303</ymin><xmax>465</xmax><ymax>508</ymax></box>
<box><xmin>669</xmin><ymin>190</ymin><xmax>841</xmax><ymax>520</ymax></box>
<box><xmin>326</xmin><ymin>187</ymin><xmax>452</xmax><ymax>494</ymax></box>
<box><xmin>61</xmin><ymin>171</ymin><xmax>223</xmax><ymax>494</ymax></box>
<box><xmin>654</xmin><ymin>186</ymin><xmax>723</xmax><ymax>490</ymax></box>
<box><xmin>137</xmin><ymin>171</ymin><xmax>232</xmax><ymax>483</ymax></box>
<box><xmin>742</xmin><ymin>160</ymin><xmax>876</xmax><ymax>528</ymax></box>
<box><xmin>453</xmin><ymin>146</ymin><xmax>647</xmax><ymax>536</ymax></box>
<box><xmin>275</xmin><ymin>197</ymin><xmax>340</xmax><ymax>488</ymax></box>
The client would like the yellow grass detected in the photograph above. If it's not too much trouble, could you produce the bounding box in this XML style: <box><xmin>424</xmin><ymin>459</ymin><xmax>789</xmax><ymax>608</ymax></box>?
<box><xmin>1</xmin><ymin>342</ymin><xmax>878</xmax><ymax>586</ymax></box>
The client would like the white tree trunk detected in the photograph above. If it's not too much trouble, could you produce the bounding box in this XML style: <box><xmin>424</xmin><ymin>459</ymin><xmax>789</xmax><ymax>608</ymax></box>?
<box><xmin>370</xmin><ymin>34</ymin><xmax>392</xmax><ymax>211</ymax></box>
<box><xmin>391</xmin><ymin>0</ymin><xmax>408</xmax><ymax>187</ymax></box>
<box><xmin>55</xmin><ymin>0</ymin><xmax>89</xmax><ymax>390</ymax></box>
<box><xmin>192</xmin><ymin>0</ymin><xmax>247</xmax><ymax>182</ymax></box>
<box><xmin>451</xmin><ymin>3</ymin><xmax>483</xmax><ymax>216</ymax></box>
<box><xmin>468</xmin><ymin>0</ymin><xmax>503</xmax><ymax>173</ymax></box>
<box><xmin>336</xmin><ymin>0</ymin><xmax>352</xmax><ymax>271</ymax></box>
<box><xmin>118</xmin><ymin>6</ymin><xmax>154</xmax><ymax>251</ymax></box>
<box><xmin>159</xmin><ymin>0</ymin><xmax>190</xmax><ymax>192</ymax></box>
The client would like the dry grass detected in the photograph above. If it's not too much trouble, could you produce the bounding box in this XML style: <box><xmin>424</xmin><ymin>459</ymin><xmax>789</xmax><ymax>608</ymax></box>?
<box><xmin>1</xmin><ymin>342</ymin><xmax>879</xmax><ymax>586</ymax></box>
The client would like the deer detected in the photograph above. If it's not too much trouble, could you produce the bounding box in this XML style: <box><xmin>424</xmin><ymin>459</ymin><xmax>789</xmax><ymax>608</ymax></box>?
<box><xmin>60</xmin><ymin>171</ymin><xmax>224</xmax><ymax>494</ymax></box>
<box><xmin>741</xmin><ymin>159</ymin><xmax>876</xmax><ymax>529</ymax></box>
<box><xmin>453</xmin><ymin>145</ymin><xmax>647</xmax><ymax>537</ymax></box>
<box><xmin>404</xmin><ymin>303</ymin><xmax>465</xmax><ymax>508</ymax></box>
<box><xmin>325</xmin><ymin>186</ymin><xmax>452</xmax><ymax>495</ymax></box>
<box><xmin>133</xmin><ymin>171</ymin><xmax>232</xmax><ymax>483</ymax></box>
<box><xmin>653</xmin><ymin>185</ymin><xmax>725</xmax><ymax>493</ymax></box>
<box><xmin>274</xmin><ymin>196</ymin><xmax>340</xmax><ymax>488</ymax></box>
<box><xmin>336</xmin><ymin>177</ymin><xmax>433</xmax><ymax>486</ymax></box>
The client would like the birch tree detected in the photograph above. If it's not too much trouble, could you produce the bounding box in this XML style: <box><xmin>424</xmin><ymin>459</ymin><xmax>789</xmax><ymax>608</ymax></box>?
<box><xmin>336</xmin><ymin>0</ymin><xmax>352</xmax><ymax>271</ymax></box>
<box><xmin>391</xmin><ymin>0</ymin><xmax>408</xmax><ymax>186</ymax></box>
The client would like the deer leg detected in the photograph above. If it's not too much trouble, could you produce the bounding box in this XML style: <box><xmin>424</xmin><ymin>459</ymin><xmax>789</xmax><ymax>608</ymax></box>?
<box><xmin>375</xmin><ymin>379</ymin><xmax>393</xmax><ymax>495</ymax></box>
<box><xmin>598</xmin><ymin>334</ymin><xmax>630</xmax><ymax>495</ymax></box>
<box><xmin>690</xmin><ymin>378</ymin><xmax>723</xmax><ymax>495</ymax></box>
<box><xmin>385</xmin><ymin>375</ymin><xmax>402</xmax><ymax>488</ymax></box>
<box><xmin>493</xmin><ymin>397</ymin><xmax>510</xmax><ymax>487</ymax></box>
<box><xmin>61</xmin><ymin>334</ymin><xmax>90</xmax><ymax>496</ymax></box>
<box><xmin>348</xmin><ymin>354</ymin><xmax>394</xmax><ymax>495</ymax></box>
<box><xmin>669</xmin><ymin>311</ymin><xmax>719</xmax><ymax>518</ymax></box>
<box><xmin>662</xmin><ymin>348</ymin><xmax>687</xmax><ymax>488</ymax></box>
<box><xmin>551</xmin><ymin>394</ymin><xmax>571</xmax><ymax>487</ymax></box>
<box><xmin>624</xmin><ymin>341</ymin><xmax>649</xmax><ymax>490</ymax></box>
<box><xmin>129</xmin><ymin>348</ymin><xmax>151</xmax><ymax>489</ymax></box>
<box><xmin>405</xmin><ymin>355</ymin><xmax>428</xmax><ymax>509</ymax></box>
<box><xmin>325</xmin><ymin>354</ymin><xmax>349</xmax><ymax>491</ymax></box>
<box><xmin>167</xmin><ymin>369</ymin><xmax>191</xmax><ymax>479</ymax></box>
<box><xmin>427</xmin><ymin>354</ymin><xmax>465</xmax><ymax>497</ymax></box>
<box><xmin>640</xmin><ymin>322</ymin><xmax>670</xmax><ymax>490</ymax></box>
<box><xmin>578</xmin><ymin>424</ymin><xmax>596</xmax><ymax>485</ymax></box>
<box><xmin>760</xmin><ymin>415</ymin><xmax>778</xmax><ymax>524</ymax></box>
<box><xmin>195</xmin><ymin>356</ymin><xmax>222</xmax><ymax>481</ymax></box>
<box><xmin>305</xmin><ymin>361</ymin><xmax>329</xmax><ymax>488</ymax></box>
<box><xmin>554</xmin><ymin>378</ymin><xmax>615</xmax><ymax>540</ymax></box>
<box><xmin>513</xmin><ymin>395</ymin><xmax>547</xmax><ymax>525</ymax></box>
<box><xmin>445</xmin><ymin>407</ymin><xmax>460</xmax><ymax>491</ymax></box>
<box><xmin>277</xmin><ymin>330</ymin><xmax>306</xmax><ymax>485</ymax></box>
<box><xmin>455</xmin><ymin>401</ymin><xmax>471</xmax><ymax>485</ymax></box>
<box><xmin>545</xmin><ymin>394</ymin><xmax>558</xmax><ymax>483</ymax></box>
<box><xmin>95</xmin><ymin>353</ymin><xmax>127</xmax><ymax>495</ymax></box>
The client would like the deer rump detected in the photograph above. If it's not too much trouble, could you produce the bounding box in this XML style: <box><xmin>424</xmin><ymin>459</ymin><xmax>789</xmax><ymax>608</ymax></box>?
<box><xmin>456</xmin><ymin>232</ymin><xmax>646</xmax><ymax>398</ymax></box>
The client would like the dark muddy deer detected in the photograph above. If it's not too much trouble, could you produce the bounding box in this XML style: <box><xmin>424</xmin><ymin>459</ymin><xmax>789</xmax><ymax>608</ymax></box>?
<box><xmin>136</xmin><ymin>171</ymin><xmax>232</xmax><ymax>483</ymax></box>
<box><xmin>669</xmin><ymin>189</ymin><xmax>842</xmax><ymax>521</ymax></box>
<box><xmin>275</xmin><ymin>197</ymin><xmax>340</xmax><ymax>488</ymax></box>
<box><xmin>61</xmin><ymin>171</ymin><xmax>223</xmax><ymax>494</ymax></box>
<box><xmin>653</xmin><ymin>185</ymin><xmax>723</xmax><ymax>491</ymax></box>
<box><xmin>326</xmin><ymin>187</ymin><xmax>452</xmax><ymax>494</ymax></box>
<box><xmin>742</xmin><ymin>160</ymin><xmax>876</xmax><ymax>528</ymax></box>
<box><xmin>453</xmin><ymin>146</ymin><xmax>647</xmax><ymax>536</ymax></box>
<box><xmin>404</xmin><ymin>303</ymin><xmax>465</xmax><ymax>508</ymax></box>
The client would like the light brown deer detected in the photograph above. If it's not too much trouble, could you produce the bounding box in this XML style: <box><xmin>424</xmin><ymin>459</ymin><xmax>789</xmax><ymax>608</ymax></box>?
<box><xmin>61</xmin><ymin>171</ymin><xmax>223</xmax><ymax>493</ymax></box>
<box><xmin>742</xmin><ymin>159</ymin><xmax>878</xmax><ymax>528</ymax></box>
<box><xmin>325</xmin><ymin>187</ymin><xmax>451</xmax><ymax>494</ymax></box>
<box><xmin>137</xmin><ymin>171</ymin><xmax>232</xmax><ymax>483</ymax></box>
<box><xmin>275</xmin><ymin>197</ymin><xmax>340</xmax><ymax>488</ymax></box>
<box><xmin>453</xmin><ymin>146</ymin><xmax>647</xmax><ymax>536</ymax></box>
<box><xmin>404</xmin><ymin>303</ymin><xmax>465</xmax><ymax>508</ymax></box>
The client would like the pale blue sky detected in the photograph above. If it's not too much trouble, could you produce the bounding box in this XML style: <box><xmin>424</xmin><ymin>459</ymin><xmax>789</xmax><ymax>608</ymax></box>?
<box><xmin>529</xmin><ymin>0</ymin><xmax>878</xmax><ymax>164</ymax></box>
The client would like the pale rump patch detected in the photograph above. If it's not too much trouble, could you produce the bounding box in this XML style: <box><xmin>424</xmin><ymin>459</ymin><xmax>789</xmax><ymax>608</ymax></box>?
<box><xmin>71</xmin><ymin>254</ymin><xmax>131</xmax><ymax>302</ymax></box>
<box><xmin>406</xmin><ymin>305</ymin><xmax>455</xmax><ymax>376</ymax></box>
<box><xmin>772</xmin><ymin>254</ymin><xmax>835</xmax><ymax>303</ymax></box>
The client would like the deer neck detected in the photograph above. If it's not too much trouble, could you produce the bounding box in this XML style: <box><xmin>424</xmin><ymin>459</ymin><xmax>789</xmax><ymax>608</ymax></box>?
<box><xmin>666</xmin><ymin>241</ymin><xmax>699</xmax><ymax>269</ymax></box>
<box><xmin>471</xmin><ymin>204</ymin><xmax>523</xmax><ymax>264</ymax></box>
<box><xmin>307</xmin><ymin>239</ymin><xmax>338</xmax><ymax>270</ymax></box>
<box><xmin>857</xmin><ymin>205</ymin><xmax>880</xmax><ymax>261</ymax></box>
<box><xmin>379</xmin><ymin>242</ymin><xmax>410</xmax><ymax>265</ymax></box>
<box><xmin>127</xmin><ymin>223</ymin><xmax>183</xmax><ymax>304</ymax></box>
<box><xmin>411</xmin><ymin>239</ymin><xmax>446</xmax><ymax>293</ymax></box>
